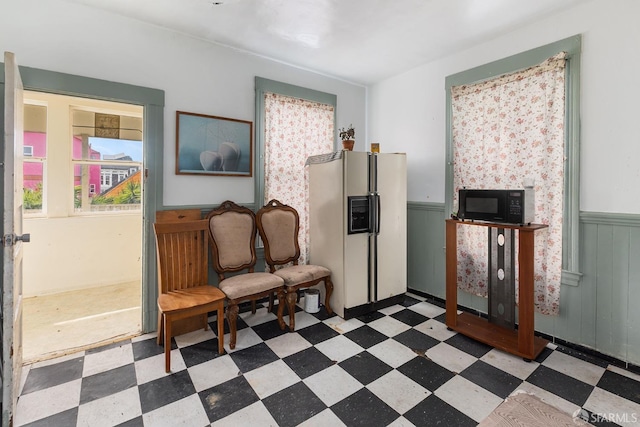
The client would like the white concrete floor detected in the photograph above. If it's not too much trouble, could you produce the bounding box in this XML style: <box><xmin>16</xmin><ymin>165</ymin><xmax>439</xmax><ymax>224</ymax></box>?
<box><xmin>22</xmin><ymin>281</ymin><xmax>142</xmax><ymax>363</ymax></box>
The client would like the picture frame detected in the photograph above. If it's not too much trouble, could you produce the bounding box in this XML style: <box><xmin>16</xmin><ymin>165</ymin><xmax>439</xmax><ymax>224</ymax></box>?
<box><xmin>175</xmin><ymin>111</ymin><xmax>253</xmax><ymax>177</ymax></box>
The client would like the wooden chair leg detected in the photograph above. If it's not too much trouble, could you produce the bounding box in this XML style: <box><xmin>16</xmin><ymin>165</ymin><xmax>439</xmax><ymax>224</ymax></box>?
<box><xmin>276</xmin><ymin>289</ymin><xmax>286</xmax><ymax>330</ymax></box>
<box><xmin>227</xmin><ymin>303</ymin><xmax>239</xmax><ymax>350</ymax></box>
<box><xmin>268</xmin><ymin>292</ymin><xmax>274</xmax><ymax>312</ymax></box>
<box><xmin>157</xmin><ymin>309</ymin><xmax>163</xmax><ymax>345</ymax></box>
<box><xmin>324</xmin><ymin>277</ymin><xmax>334</xmax><ymax>315</ymax></box>
<box><xmin>251</xmin><ymin>300</ymin><xmax>257</xmax><ymax>314</ymax></box>
<box><xmin>202</xmin><ymin>313</ymin><xmax>208</xmax><ymax>331</ymax></box>
<box><xmin>217</xmin><ymin>303</ymin><xmax>225</xmax><ymax>355</ymax></box>
<box><xmin>285</xmin><ymin>289</ymin><xmax>297</xmax><ymax>332</ymax></box>
<box><xmin>164</xmin><ymin>314</ymin><xmax>172</xmax><ymax>373</ymax></box>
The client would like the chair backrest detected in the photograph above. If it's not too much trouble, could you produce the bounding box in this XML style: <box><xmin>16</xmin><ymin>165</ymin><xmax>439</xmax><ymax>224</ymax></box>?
<box><xmin>256</xmin><ymin>199</ymin><xmax>301</xmax><ymax>269</ymax></box>
<box><xmin>153</xmin><ymin>219</ymin><xmax>209</xmax><ymax>295</ymax></box>
<box><xmin>206</xmin><ymin>200</ymin><xmax>258</xmax><ymax>279</ymax></box>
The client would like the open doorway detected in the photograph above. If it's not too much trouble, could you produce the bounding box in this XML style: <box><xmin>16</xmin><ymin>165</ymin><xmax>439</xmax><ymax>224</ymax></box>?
<box><xmin>21</xmin><ymin>91</ymin><xmax>144</xmax><ymax>363</ymax></box>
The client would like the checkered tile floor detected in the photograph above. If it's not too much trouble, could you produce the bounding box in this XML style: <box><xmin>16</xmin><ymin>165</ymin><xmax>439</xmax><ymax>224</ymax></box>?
<box><xmin>16</xmin><ymin>294</ymin><xmax>640</xmax><ymax>426</ymax></box>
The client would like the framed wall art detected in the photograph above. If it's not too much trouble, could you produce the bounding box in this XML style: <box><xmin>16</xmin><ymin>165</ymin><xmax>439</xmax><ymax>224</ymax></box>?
<box><xmin>176</xmin><ymin>111</ymin><xmax>253</xmax><ymax>177</ymax></box>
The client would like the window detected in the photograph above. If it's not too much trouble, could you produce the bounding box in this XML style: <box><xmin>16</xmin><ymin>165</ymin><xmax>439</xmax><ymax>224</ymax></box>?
<box><xmin>23</xmin><ymin>103</ymin><xmax>48</xmax><ymax>215</ymax></box>
<box><xmin>71</xmin><ymin>109</ymin><xmax>143</xmax><ymax>213</ymax></box>
<box><xmin>445</xmin><ymin>35</ymin><xmax>581</xmax><ymax>286</ymax></box>
<box><xmin>255</xmin><ymin>77</ymin><xmax>337</xmax><ymax>259</ymax></box>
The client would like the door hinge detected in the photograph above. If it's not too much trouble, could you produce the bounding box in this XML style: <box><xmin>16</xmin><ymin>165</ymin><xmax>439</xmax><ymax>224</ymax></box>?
<box><xmin>3</xmin><ymin>233</ymin><xmax>30</xmax><ymax>247</ymax></box>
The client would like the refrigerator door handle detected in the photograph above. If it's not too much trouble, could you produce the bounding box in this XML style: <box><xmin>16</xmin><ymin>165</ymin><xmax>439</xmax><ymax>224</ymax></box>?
<box><xmin>375</xmin><ymin>194</ymin><xmax>381</xmax><ymax>235</ymax></box>
<box><xmin>368</xmin><ymin>193</ymin><xmax>376</xmax><ymax>234</ymax></box>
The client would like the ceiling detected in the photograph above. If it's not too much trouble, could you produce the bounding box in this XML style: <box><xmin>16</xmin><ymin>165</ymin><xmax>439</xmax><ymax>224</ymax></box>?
<box><xmin>65</xmin><ymin>0</ymin><xmax>588</xmax><ymax>85</ymax></box>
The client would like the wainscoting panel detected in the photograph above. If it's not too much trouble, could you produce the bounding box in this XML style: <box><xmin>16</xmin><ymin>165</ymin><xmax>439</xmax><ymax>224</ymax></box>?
<box><xmin>407</xmin><ymin>203</ymin><xmax>640</xmax><ymax>365</ymax></box>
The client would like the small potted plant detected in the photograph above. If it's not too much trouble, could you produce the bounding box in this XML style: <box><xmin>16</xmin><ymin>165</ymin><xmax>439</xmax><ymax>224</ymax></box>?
<box><xmin>339</xmin><ymin>124</ymin><xmax>355</xmax><ymax>151</ymax></box>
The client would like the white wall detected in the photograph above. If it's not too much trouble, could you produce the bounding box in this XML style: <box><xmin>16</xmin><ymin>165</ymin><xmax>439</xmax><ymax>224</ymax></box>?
<box><xmin>369</xmin><ymin>0</ymin><xmax>640</xmax><ymax>215</ymax></box>
<box><xmin>1</xmin><ymin>0</ymin><xmax>367</xmax><ymax>207</ymax></box>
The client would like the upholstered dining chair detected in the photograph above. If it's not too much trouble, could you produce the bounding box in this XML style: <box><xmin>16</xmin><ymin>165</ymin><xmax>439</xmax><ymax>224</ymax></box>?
<box><xmin>256</xmin><ymin>199</ymin><xmax>334</xmax><ymax>331</ymax></box>
<box><xmin>153</xmin><ymin>219</ymin><xmax>226</xmax><ymax>373</ymax></box>
<box><xmin>206</xmin><ymin>200</ymin><xmax>286</xmax><ymax>349</ymax></box>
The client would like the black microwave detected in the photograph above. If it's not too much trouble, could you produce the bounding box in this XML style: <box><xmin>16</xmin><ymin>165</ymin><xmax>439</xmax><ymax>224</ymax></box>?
<box><xmin>458</xmin><ymin>188</ymin><xmax>534</xmax><ymax>225</ymax></box>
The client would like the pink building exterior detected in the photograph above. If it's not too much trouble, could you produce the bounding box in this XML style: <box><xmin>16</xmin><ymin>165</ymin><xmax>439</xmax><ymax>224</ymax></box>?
<box><xmin>24</xmin><ymin>132</ymin><xmax>102</xmax><ymax>194</ymax></box>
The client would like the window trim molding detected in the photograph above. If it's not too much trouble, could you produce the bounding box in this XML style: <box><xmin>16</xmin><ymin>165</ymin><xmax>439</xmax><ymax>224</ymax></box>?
<box><xmin>254</xmin><ymin>77</ymin><xmax>337</xmax><ymax>210</ymax></box>
<box><xmin>444</xmin><ymin>35</ymin><xmax>582</xmax><ymax>285</ymax></box>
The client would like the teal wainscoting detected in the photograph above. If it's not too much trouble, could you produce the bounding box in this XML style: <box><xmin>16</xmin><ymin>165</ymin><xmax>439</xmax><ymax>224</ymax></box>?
<box><xmin>407</xmin><ymin>202</ymin><xmax>640</xmax><ymax>366</ymax></box>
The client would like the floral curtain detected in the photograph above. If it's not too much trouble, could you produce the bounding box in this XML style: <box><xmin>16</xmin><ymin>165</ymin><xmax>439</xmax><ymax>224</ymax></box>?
<box><xmin>451</xmin><ymin>53</ymin><xmax>566</xmax><ymax>315</ymax></box>
<box><xmin>264</xmin><ymin>92</ymin><xmax>334</xmax><ymax>264</ymax></box>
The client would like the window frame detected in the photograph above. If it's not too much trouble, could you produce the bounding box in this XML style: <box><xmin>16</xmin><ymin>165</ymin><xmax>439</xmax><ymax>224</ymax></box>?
<box><xmin>444</xmin><ymin>35</ymin><xmax>582</xmax><ymax>285</ymax></box>
<box><xmin>254</xmin><ymin>77</ymin><xmax>337</xmax><ymax>211</ymax></box>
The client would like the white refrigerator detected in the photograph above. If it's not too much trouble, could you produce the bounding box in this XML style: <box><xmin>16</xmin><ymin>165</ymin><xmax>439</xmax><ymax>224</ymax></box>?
<box><xmin>307</xmin><ymin>150</ymin><xmax>407</xmax><ymax>319</ymax></box>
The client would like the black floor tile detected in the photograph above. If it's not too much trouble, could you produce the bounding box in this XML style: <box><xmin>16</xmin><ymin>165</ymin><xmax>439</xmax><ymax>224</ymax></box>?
<box><xmin>178</xmin><ymin>338</ymin><xmax>224</xmax><ymax>368</ymax></box>
<box><xmin>460</xmin><ymin>360</ymin><xmax>522</xmax><ymax>398</ymax></box>
<box><xmin>433</xmin><ymin>313</ymin><xmax>447</xmax><ymax>323</ymax></box>
<box><xmin>283</xmin><ymin>347</ymin><xmax>335</xmax><ymax>379</ymax></box>
<box><xmin>555</xmin><ymin>344</ymin><xmax>610</xmax><ymax>368</ymax></box>
<box><xmin>343</xmin><ymin>325</ymin><xmax>388</xmax><ymax>349</ymax></box>
<box><xmin>397</xmin><ymin>356</ymin><xmax>455</xmax><ymax>391</ymax></box>
<box><xmin>296</xmin><ymin>322</ymin><xmax>340</xmax><ymax>345</ymax></box>
<box><xmin>339</xmin><ymin>351</ymin><xmax>393</xmax><ymax>385</ymax></box>
<box><xmin>132</xmin><ymin>337</ymin><xmax>168</xmax><ymax>361</ymax></box>
<box><xmin>393</xmin><ymin>328</ymin><xmax>440</xmax><ymax>352</ymax></box>
<box><xmin>309</xmin><ymin>306</ymin><xmax>337</xmax><ymax>321</ymax></box>
<box><xmin>199</xmin><ymin>375</ymin><xmax>260</xmax><ymax>423</ymax></box>
<box><xmin>250</xmin><ymin>319</ymin><xmax>288</xmax><ymax>341</ymax></box>
<box><xmin>597</xmin><ymin>370</ymin><xmax>640</xmax><ymax>404</ymax></box>
<box><xmin>221</xmin><ymin>315</ymin><xmax>249</xmax><ymax>335</ymax></box>
<box><xmin>445</xmin><ymin>333</ymin><xmax>492</xmax><ymax>358</ymax></box>
<box><xmin>229</xmin><ymin>342</ymin><xmax>280</xmax><ymax>373</ymax></box>
<box><xmin>391</xmin><ymin>308</ymin><xmax>429</xmax><ymax>326</ymax></box>
<box><xmin>331</xmin><ymin>388</ymin><xmax>400</xmax><ymax>427</ymax></box>
<box><xmin>138</xmin><ymin>370</ymin><xmax>196</xmax><ymax>414</ymax></box>
<box><xmin>355</xmin><ymin>311</ymin><xmax>385</xmax><ymax>323</ymax></box>
<box><xmin>21</xmin><ymin>357</ymin><xmax>84</xmax><ymax>394</ymax></box>
<box><xmin>401</xmin><ymin>295</ymin><xmax>422</xmax><ymax>307</ymax></box>
<box><xmin>404</xmin><ymin>394</ymin><xmax>476</xmax><ymax>427</ymax></box>
<box><xmin>526</xmin><ymin>365</ymin><xmax>593</xmax><ymax>406</ymax></box>
<box><xmin>534</xmin><ymin>346</ymin><xmax>554</xmax><ymax>363</ymax></box>
<box><xmin>80</xmin><ymin>364</ymin><xmax>137</xmax><ymax>405</ymax></box>
<box><xmin>22</xmin><ymin>407</ymin><xmax>78</xmax><ymax>427</ymax></box>
<box><xmin>116</xmin><ymin>416</ymin><xmax>144</xmax><ymax>427</ymax></box>
<box><xmin>262</xmin><ymin>381</ymin><xmax>327</xmax><ymax>427</ymax></box>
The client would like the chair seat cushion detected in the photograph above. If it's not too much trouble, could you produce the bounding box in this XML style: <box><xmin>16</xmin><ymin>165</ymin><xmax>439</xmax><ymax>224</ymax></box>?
<box><xmin>273</xmin><ymin>265</ymin><xmax>331</xmax><ymax>287</ymax></box>
<box><xmin>158</xmin><ymin>285</ymin><xmax>226</xmax><ymax>313</ymax></box>
<box><xmin>219</xmin><ymin>272</ymin><xmax>284</xmax><ymax>300</ymax></box>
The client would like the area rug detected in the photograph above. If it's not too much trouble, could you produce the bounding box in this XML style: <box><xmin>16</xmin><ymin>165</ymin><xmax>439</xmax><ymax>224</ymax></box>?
<box><xmin>478</xmin><ymin>391</ymin><xmax>590</xmax><ymax>426</ymax></box>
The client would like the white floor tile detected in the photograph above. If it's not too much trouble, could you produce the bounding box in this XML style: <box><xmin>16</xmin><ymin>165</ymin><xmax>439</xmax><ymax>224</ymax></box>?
<box><xmin>583</xmin><ymin>387</ymin><xmax>640</xmax><ymax>425</ymax></box>
<box><xmin>134</xmin><ymin>349</ymin><xmax>187</xmax><ymax>385</ymax></box>
<box><xmin>426</xmin><ymin>342</ymin><xmax>477</xmax><ymax>373</ymax></box>
<box><xmin>387</xmin><ymin>415</ymin><xmax>417</xmax><ymax>426</ymax></box>
<box><xmin>213</xmin><ymin>401</ymin><xmax>279</xmax><ymax>427</ymax></box>
<box><xmin>304</xmin><ymin>365</ymin><xmax>362</xmax><ymax>407</ymax></box>
<box><xmin>15</xmin><ymin>378</ymin><xmax>82</xmax><ymax>426</ymax></box>
<box><xmin>265</xmin><ymin>332</ymin><xmax>312</xmax><ymax>359</ymax></box>
<box><xmin>224</xmin><ymin>327</ymin><xmax>263</xmax><ymax>353</ymax></box>
<box><xmin>408</xmin><ymin>301</ymin><xmax>445</xmax><ymax>318</ymax></box>
<box><xmin>142</xmin><ymin>394</ymin><xmax>210</xmax><ymax>427</ymax></box>
<box><xmin>367</xmin><ymin>370</ymin><xmax>431</xmax><ymax>414</ymax></box>
<box><xmin>286</xmin><ymin>310</ymin><xmax>321</xmax><ymax>330</ymax></box>
<box><xmin>323</xmin><ymin>317</ymin><xmax>365</xmax><ymax>334</ymax></box>
<box><xmin>173</xmin><ymin>327</ymin><xmax>217</xmax><ymax>348</ymax></box>
<box><xmin>542</xmin><ymin>351</ymin><xmax>606</xmax><ymax>385</ymax></box>
<box><xmin>378</xmin><ymin>304</ymin><xmax>406</xmax><ymax>316</ymax></box>
<box><xmin>435</xmin><ymin>375</ymin><xmax>503</xmax><ymax>422</ymax></box>
<box><xmin>480</xmin><ymin>348</ymin><xmax>540</xmax><ymax>380</ymax></box>
<box><xmin>297</xmin><ymin>408</ymin><xmax>347</xmax><ymax>427</ymax></box>
<box><xmin>244</xmin><ymin>359</ymin><xmax>300</xmax><ymax>399</ymax></box>
<box><xmin>188</xmin><ymin>355</ymin><xmax>240</xmax><ymax>392</ymax></box>
<box><xmin>413</xmin><ymin>319</ymin><xmax>456</xmax><ymax>341</ymax></box>
<box><xmin>240</xmin><ymin>307</ymin><xmax>277</xmax><ymax>327</ymax></box>
<box><xmin>76</xmin><ymin>386</ymin><xmax>141</xmax><ymax>427</ymax></box>
<box><xmin>405</xmin><ymin>292</ymin><xmax>426</xmax><ymax>301</ymax></box>
<box><xmin>367</xmin><ymin>339</ymin><xmax>417</xmax><ymax>368</ymax></box>
<box><xmin>368</xmin><ymin>316</ymin><xmax>411</xmax><ymax>337</ymax></box>
<box><xmin>82</xmin><ymin>344</ymin><xmax>134</xmax><ymax>377</ymax></box>
<box><xmin>514</xmin><ymin>382</ymin><xmax>581</xmax><ymax>416</ymax></box>
<box><xmin>315</xmin><ymin>335</ymin><xmax>364</xmax><ymax>363</ymax></box>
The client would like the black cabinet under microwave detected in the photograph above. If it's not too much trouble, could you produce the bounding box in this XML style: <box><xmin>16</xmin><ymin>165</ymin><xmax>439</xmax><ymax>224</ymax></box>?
<box><xmin>458</xmin><ymin>188</ymin><xmax>534</xmax><ymax>225</ymax></box>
